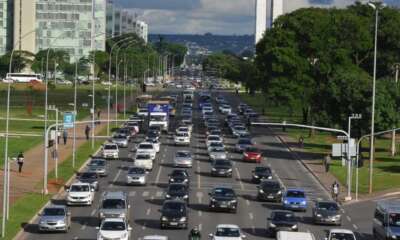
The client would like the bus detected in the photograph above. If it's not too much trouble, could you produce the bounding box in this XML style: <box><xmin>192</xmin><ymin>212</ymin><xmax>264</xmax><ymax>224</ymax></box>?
<box><xmin>6</xmin><ymin>73</ymin><xmax>43</xmax><ymax>83</ymax></box>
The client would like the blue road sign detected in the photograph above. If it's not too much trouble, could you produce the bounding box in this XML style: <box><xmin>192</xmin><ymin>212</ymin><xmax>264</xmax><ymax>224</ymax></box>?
<box><xmin>63</xmin><ymin>112</ymin><xmax>75</xmax><ymax>129</ymax></box>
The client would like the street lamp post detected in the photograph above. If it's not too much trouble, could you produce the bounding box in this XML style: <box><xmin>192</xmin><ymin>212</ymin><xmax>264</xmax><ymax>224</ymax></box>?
<box><xmin>347</xmin><ymin>113</ymin><xmax>362</xmax><ymax>200</ymax></box>
<box><xmin>48</xmin><ymin>106</ymin><xmax>59</xmax><ymax>179</ymax></box>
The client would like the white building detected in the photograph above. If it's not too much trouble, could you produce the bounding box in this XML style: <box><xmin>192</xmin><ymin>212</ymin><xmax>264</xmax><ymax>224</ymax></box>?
<box><xmin>255</xmin><ymin>0</ymin><xmax>284</xmax><ymax>44</ymax></box>
<box><xmin>133</xmin><ymin>20</ymin><xmax>148</xmax><ymax>44</ymax></box>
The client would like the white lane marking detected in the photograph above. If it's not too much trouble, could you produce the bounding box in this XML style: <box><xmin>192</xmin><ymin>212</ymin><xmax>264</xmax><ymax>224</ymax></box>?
<box><xmin>146</xmin><ymin>208</ymin><xmax>151</xmax><ymax>215</ymax></box>
<box><xmin>197</xmin><ymin>165</ymin><xmax>201</xmax><ymax>189</ymax></box>
<box><xmin>129</xmin><ymin>191</ymin><xmax>136</xmax><ymax>197</ymax></box>
<box><xmin>251</xmin><ymin>226</ymin><xmax>255</xmax><ymax>233</ymax></box>
<box><xmin>142</xmin><ymin>191</ymin><xmax>149</xmax><ymax>197</ymax></box>
<box><xmin>199</xmin><ymin>223</ymin><xmax>203</xmax><ymax>231</ymax></box>
<box><xmin>249</xmin><ymin>212</ymin><xmax>254</xmax><ymax>220</ymax></box>
<box><xmin>155</xmin><ymin>165</ymin><xmax>163</xmax><ymax>184</ymax></box>
<box><xmin>90</xmin><ymin>209</ymin><xmax>96</xmax><ymax>216</ymax></box>
<box><xmin>198</xmin><ymin>211</ymin><xmax>203</xmax><ymax>217</ymax></box>
<box><xmin>347</xmin><ymin>216</ymin><xmax>351</xmax><ymax>222</ymax></box>
<box><xmin>234</xmin><ymin>168</ymin><xmax>245</xmax><ymax>190</ymax></box>
<box><xmin>156</xmin><ymin>191</ymin><xmax>163</xmax><ymax>197</ymax></box>
<box><xmin>81</xmin><ymin>224</ymin><xmax>87</xmax><ymax>230</ymax></box>
<box><xmin>246</xmin><ymin>200</ymin><xmax>250</xmax><ymax>206</ymax></box>
<box><xmin>142</xmin><ymin>225</ymin><xmax>146</xmax><ymax>230</ymax></box>
<box><xmin>353</xmin><ymin>224</ymin><xmax>358</xmax><ymax>230</ymax></box>
<box><xmin>111</xmin><ymin>169</ymin><xmax>122</xmax><ymax>186</ymax></box>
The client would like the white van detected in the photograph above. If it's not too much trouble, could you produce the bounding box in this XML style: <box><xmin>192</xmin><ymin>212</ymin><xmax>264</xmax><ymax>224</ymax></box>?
<box><xmin>277</xmin><ymin>231</ymin><xmax>315</xmax><ymax>240</ymax></box>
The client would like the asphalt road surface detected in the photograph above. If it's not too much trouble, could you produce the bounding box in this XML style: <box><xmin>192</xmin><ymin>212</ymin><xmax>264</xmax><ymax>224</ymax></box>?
<box><xmin>20</xmin><ymin>88</ymin><xmax>375</xmax><ymax>240</ymax></box>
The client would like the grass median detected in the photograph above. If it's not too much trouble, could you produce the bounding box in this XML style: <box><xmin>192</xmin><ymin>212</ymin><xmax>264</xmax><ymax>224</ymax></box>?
<box><xmin>240</xmin><ymin>92</ymin><xmax>400</xmax><ymax>194</ymax></box>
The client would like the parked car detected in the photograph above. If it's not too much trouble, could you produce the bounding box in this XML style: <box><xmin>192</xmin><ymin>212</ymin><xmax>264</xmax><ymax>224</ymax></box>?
<box><xmin>86</xmin><ymin>158</ymin><xmax>108</xmax><ymax>177</ymax></box>
<box><xmin>313</xmin><ymin>200</ymin><xmax>342</xmax><ymax>225</ymax></box>
<box><xmin>211</xmin><ymin>159</ymin><xmax>233</xmax><ymax>177</ymax></box>
<box><xmin>252</xmin><ymin>166</ymin><xmax>273</xmax><ymax>183</ymax></box>
<box><xmin>102</xmin><ymin>143</ymin><xmax>119</xmax><ymax>159</ymax></box>
<box><xmin>160</xmin><ymin>200</ymin><xmax>188</xmax><ymax>229</ymax></box>
<box><xmin>209</xmin><ymin>224</ymin><xmax>246</xmax><ymax>240</ymax></box>
<box><xmin>267</xmin><ymin>210</ymin><xmax>298</xmax><ymax>236</ymax></box>
<box><xmin>282</xmin><ymin>188</ymin><xmax>308</xmax><ymax>211</ymax></box>
<box><xmin>126</xmin><ymin>166</ymin><xmax>147</xmax><ymax>185</ymax></box>
<box><xmin>168</xmin><ymin>169</ymin><xmax>190</xmax><ymax>185</ymax></box>
<box><xmin>98</xmin><ymin>191</ymin><xmax>130</xmax><ymax>221</ymax></box>
<box><xmin>209</xmin><ymin>187</ymin><xmax>238</xmax><ymax>213</ymax></box>
<box><xmin>174</xmin><ymin>151</ymin><xmax>193</xmax><ymax>168</ymax></box>
<box><xmin>257</xmin><ymin>180</ymin><xmax>283</xmax><ymax>202</ymax></box>
<box><xmin>66</xmin><ymin>182</ymin><xmax>95</xmax><ymax>206</ymax></box>
<box><xmin>165</xmin><ymin>183</ymin><xmax>189</xmax><ymax>202</ymax></box>
<box><xmin>97</xmin><ymin>218</ymin><xmax>131</xmax><ymax>240</ymax></box>
<box><xmin>38</xmin><ymin>205</ymin><xmax>71</xmax><ymax>233</ymax></box>
<box><xmin>243</xmin><ymin>146</ymin><xmax>262</xmax><ymax>163</ymax></box>
<box><xmin>77</xmin><ymin>171</ymin><xmax>99</xmax><ymax>191</ymax></box>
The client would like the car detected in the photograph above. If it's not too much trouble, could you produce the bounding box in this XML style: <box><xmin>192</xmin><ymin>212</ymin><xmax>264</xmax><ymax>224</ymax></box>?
<box><xmin>325</xmin><ymin>229</ymin><xmax>356</xmax><ymax>240</ymax></box>
<box><xmin>206</xmin><ymin>135</ymin><xmax>223</xmax><ymax>147</ymax></box>
<box><xmin>102</xmin><ymin>143</ymin><xmax>119</xmax><ymax>159</ymax></box>
<box><xmin>145</xmin><ymin>137</ymin><xmax>161</xmax><ymax>153</ymax></box>
<box><xmin>160</xmin><ymin>200</ymin><xmax>188</xmax><ymax>229</ymax></box>
<box><xmin>125</xmin><ymin>121</ymin><xmax>140</xmax><ymax>134</ymax></box>
<box><xmin>137</xmin><ymin>108</ymin><xmax>148</xmax><ymax>117</ymax></box>
<box><xmin>117</xmin><ymin>128</ymin><xmax>133</xmax><ymax>139</ymax></box>
<box><xmin>216</xmin><ymin>96</ymin><xmax>225</xmax><ymax>103</ymax></box>
<box><xmin>168</xmin><ymin>169</ymin><xmax>190</xmax><ymax>185</ymax></box>
<box><xmin>98</xmin><ymin>191</ymin><xmax>130</xmax><ymax>221</ymax></box>
<box><xmin>182</xmin><ymin>103</ymin><xmax>192</xmax><ymax>108</ymax></box>
<box><xmin>86</xmin><ymin>158</ymin><xmax>108</xmax><ymax>177</ymax></box>
<box><xmin>57</xmin><ymin>79</ymin><xmax>72</xmax><ymax>85</ymax></box>
<box><xmin>134</xmin><ymin>153</ymin><xmax>153</xmax><ymax>171</ymax></box>
<box><xmin>232</xmin><ymin>126</ymin><xmax>249</xmax><ymax>138</ymax></box>
<box><xmin>235</xmin><ymin>138</ymin><xmax>253</xmax><ymax>153</ymax></box>
<box><xmin>148</xmin><ymin>125</ymin><xmax>162</xmax><ymax>135</ymax></box>
<box><xmin>209</xmin><ymin>224</ymin><xmax>246</xmax><ymax>240</ymax></box>
<box><xmin>243</xmin><ymin>146</ymin><xmax>262</xmax><ymax>163</ymax></box>
<box><xmin>252</xmin><ymin>166</ymin><xmax>273</xmax><ymax>183</ymax></box>
<box><xmin>207</xmin><ymin>142</ymin><xmax>225</xmax><ymax>153</ymax></box>
<box><xmin>97</xmin><ymin>218</ymin><xmax>132</xmax><ymax>240</ymax></box>
<box><xmin>176</xmin><ymin>126</ymin><xmax>191</xmax><ymax>137</ymax></box>
<box><xmin>202</xmin><ymin>106</ymin><xmax>214</xmax><ymax>115</ymax></box>
<box><xmin>282</xmin><ymin>188</ymin><xmax>308</xmax><ymax>211</ymax></box>
<box><xmin>174</xmin><ymin>132</ymin><xmax>190</xmax><ymax>146</ymax></box>
<box><xmin>38</xmin><ymin>205</ymin><xmax>71</xmax><ymax>233</ymax></box>
<box><xmin>143</xmin><ymin>235</ymin><xmax>168</xmax><ymax>240</ymax></box>
<box><xmin>136</xmin><ymin>142</ymin><xmax>157</xmax><ymax>160</ymax></box>
<box><xmin>219</xmin><ymin>105</ymin><xmax>232</xmax><ymax>114</ymax></box>
<box><xmin>211</xmin><ymin>159</ymin><xmax>233</xmax><ymax>177</ymax></box>
<box><xmin>313</xmin><ymin>200</ymin><xmax>342</xmax><ymax>225</ymax></box>
<box><xmin>373</xmin><ymin>200</ymin><xmax>400</xmax><ymax>240</ymax></box>
<box><xmin>208</xmin><ymin>129</ymin><xmax>222</xmax><ymax>136</ymax></box>
<box><xmin>209</xmin><ymin>187</ymin><xmax>238</xmax><ymax>213</ymax></box>
<box><xmin>111</xmin><ymin>134</ymin><xmax>129</xmax><ymax>148</ymax></box>
<box><xmin>277</xmin><ymin>231</ymin><xmax>316</xmax><ymax>240</ymax></box>
<box><xmin>126</xmin><ymin>166</ymin><xmax>147</xmax><ymax>185</ymax></box>
<box><xmin>208</xmin><ymin>147</ymin><xmax>227</xmax><ymax>161</ymax></box>
<box><xmin>267</xmin><ymin>210</ymin><xmax>298</xmax><ymax>236</ymax></box>
<box><xmin>174</xmin><ymin>151</ymin><xmax>193</xmax><ymax>168</ymax></box>
<box><xmin>165</xmin><ymin>183</ymin><xmax>189</xmax><ymax>202</ymax></box>
<box><xmin>147</xmin><ymin>130</ymin><xmax>160</xmax><ymax>141</ymax></box>
<box><xmin>257</xmin><ymin>180</ymin><xmax>283</xmax><ymax>202</ymax></box>
<box><xmin>77</xmin><ymin>171</ymin><xmax>99</xmax><ymax>191</ymax></box>
<box><xmin>66</xmin><ymin>182</ymin><xmax>95</xmax><ymax>205</ymax></box>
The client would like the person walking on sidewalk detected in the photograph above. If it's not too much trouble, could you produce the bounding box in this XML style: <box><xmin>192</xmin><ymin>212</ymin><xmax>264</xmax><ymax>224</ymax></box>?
<box><xmin>324</xmin><ymin>154</ymin><xmax>332</xmax><ymax>172</ymax></box>
<box><xmin>331</xmin><ymin>181</ymin><xmax>340</xmax><ymax>202</ymax></box>
<box><xmin>85</xmin><ymin>125</ymin><xmax>91</xmax><ymax>140</ymax></box>
<box><xmin>17</xmin><ymin>151</ymin><xmax>24</xmax><ymax>173</ymax></box>
<box><xmin>63</xmin><ymin>129</ymin><xmax>68</xmax><ymax>145</ymax></box>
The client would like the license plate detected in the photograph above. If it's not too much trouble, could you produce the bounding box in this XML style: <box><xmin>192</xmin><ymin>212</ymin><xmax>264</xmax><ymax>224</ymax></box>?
<box><xmin>220</xmin><ymin>204</ymin><xmax>227</xmax><ymax>208</ymax></box>
<box><xmin>267</xmin><ymin>196</ymin><xmax>274</xmax><ymax>199</ymax></box>
<box><xmin>170</xmin><ymin>222</ymin><xmax>178</xmax><ymax>226</ymax></box>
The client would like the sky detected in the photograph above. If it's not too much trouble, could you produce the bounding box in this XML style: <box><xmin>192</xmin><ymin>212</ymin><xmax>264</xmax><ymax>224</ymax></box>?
<box><xmin>115</xmin><ymin>0</ymin><xmax>399</xmax><ymax>35</ymax></box>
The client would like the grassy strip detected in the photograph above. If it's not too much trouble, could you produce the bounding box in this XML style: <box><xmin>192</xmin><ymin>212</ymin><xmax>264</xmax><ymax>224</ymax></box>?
<box><xmin>240</xmin><ymin>93</ymin><xmax>400</xmax><ymax>194</ymax></box>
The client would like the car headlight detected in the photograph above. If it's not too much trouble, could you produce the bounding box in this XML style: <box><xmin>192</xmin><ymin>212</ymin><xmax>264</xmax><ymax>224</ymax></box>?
<box><xmin>301</xmin><ymin>200</ymin><xmax>307</xmax><ymax>205</ymax></box>
<box><xmin>166</xmin><ymin>194</ymin><xmax>171</xmax><ymax>198</ymax></box>
<box><xmin>227</xmin><ymin>168</ymin><xmax>232</xmax><ymax>172</ymax></box>
<box><xmin>268</xmin><ymin>176</ymin><xmax>273</xmax><ymax>179</ymax></box>
<box><xmin>170</xmin><ymin>178</ymin><xmax>175</xmax><ymax>182</ymax></box>
<box><xmin>119</xmin><ymin>213</ymin><xmax>126</xmax><ymax>218</ymax></box>
<box><xmin>57</xmin><ymin>220</ymin><xmax>65</xmax><ymax>225</ymax></box>
<box><xmin>183</xmin><ymin>195</ymin><xmax>189</xmax><ymax>199</ymax></box>
<box><xmin>180</xmin><ymin>217</ymin><xmax>187</xmax><ymax>222</ymax></box>
<box><xmin>335</xmin><ymin>214</ymin><xmax>341</xmax><ymax>219</ymax></box>
<box><xmin>284</xmin><ymin>200</ymin><xmax>289</xmax><ymax>204</ymax></box>
<box><xmin>253</xmin><ymin>175</ymin><xmax>259</xmax><ymax>178</ymax></box>
<box><xmin>291</xmin><ymin>224</ymin><xmax>298</xmax><ymax>229</ymax></box>
<box><xmin>316</xmin><ymin>214</ymin><xmax>322</xmax><ymax>217</ymax></box>
<box><xmin>161</xmin><ymin>216</ymin><xmax>168</xmax><ymax>221</ymax></box>
<box><xmin>210</xmin><ymin>198</ymin><xmax>216</xmax><ymax>202</ymax></box>
<box><xmin>230</xmin><ymin>199</ymin><xmax>237</xmax><ymax>203</ymax></box>
<box><xmin>269</xmin><ymin>223</ymin><xmax>276</xmax><ymax>228</ymax></box>
<box><xmin>183</xmin><ymin>179</ymin><xmax>188</xmax><ymax>182</ymax></box>
<box><xmin>99</xmin><ymin>212</ymin><xmax>104</xmax><ymax>218</ymax></box>
<box><xmin>39</xmin><ymin>220</ymin><xmax>45</xmax><ymax>225</ymax></box>
<box><xmin>277</xmin><ymin>191</ymin><xmax>282</xmax><ymax>195</ymax></box>
<box><xmin>212</xmin><ymin>168</ymin><xmax>216</xmax><ymax>171</ymax></box>
<box><xmin>244</xmin><ymin>153</ymin><xmax>249</xmax><ymax>157</ymax></box>
<box><xmin>259</xmin><ymin>189</ymin><xmax>264</xmax><ymax>193</ymax></box>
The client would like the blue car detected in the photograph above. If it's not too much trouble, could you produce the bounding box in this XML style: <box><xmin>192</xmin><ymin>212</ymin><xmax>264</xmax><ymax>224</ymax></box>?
<box><xmin>282</xmin><ymin>188</ymin><xmax>307</xmax><ymax>211</ymax></box>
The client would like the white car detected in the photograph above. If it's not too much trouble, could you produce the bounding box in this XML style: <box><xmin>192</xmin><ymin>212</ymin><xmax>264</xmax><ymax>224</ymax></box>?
<box><xmin>134</xmin><ymin>154</ymin><xmax>154</xmax><ymax>171</ymax></box>
<box><xmin>219</xmin><ymin>105</ymin><xmax>232</xmax><ymax>114</ymax></box>
<box><xmin>202</xmin><ymin>107</ymin><xmax>214</xmax><ymax>115</ymax></box>
<box><xmin>207</xmin><ymin>142</ymin><xmax>225</xmax><ymax>153</ymax></box>
<box><xmin>102</xmin><ymin>143</ymin><xmax>119</xmax><ymax>159</ymax></box>
<box><xmin>206</xmin><ymin>135</ymin><xmax>223</xmax><ymax>148</ymax></box>
<box><xmin>325</xmin><ymin>229</ymin><xmax>356</xmax><ymax>240</ymax></box>
<box><xmin>97</xmin><ymin>218</ymin><xmax>131</xmax><ymax>240</ymax></box>
<box><xmin>209</xmin><ymin>224</ymin><xmax>246</xmax><ymax>240</ymax></box>
<box><xmin>136</xmin><ymin>142</ymin><xmax>157</xmax><ymax>160</ymax></box>
<box><xmin>176</xmin><ymin>126</ymin><xmax>191</xmax><ymax>137</ymax></box>
<box><xmin>66</xmin><ymin>182</ymin><xmax>95</xmax><ymax>206</ymax></box>
<box><xmin>137</xmin><ymin>108</ymin><xmax>148</xmax><ymax>117</ymax></box>
<box><xmin>174</xmin><ymin>132</ymin><xmax>190</xmax><ymax>146</ymax></box>
<box><xmin>146</xmin><ymin>137</ymin><xmax>161</xmax><ymax>153</ymax></box>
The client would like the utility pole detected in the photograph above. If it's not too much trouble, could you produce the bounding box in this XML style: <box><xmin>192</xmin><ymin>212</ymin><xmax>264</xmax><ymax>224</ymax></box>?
<box><xmin>90</xmin><ymin>0</ymin><xmax>96</xmax><ymax>149</ymax></box>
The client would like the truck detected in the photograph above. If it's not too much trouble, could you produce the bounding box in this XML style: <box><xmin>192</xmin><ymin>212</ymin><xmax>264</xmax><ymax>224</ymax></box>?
<box><xmin>147</xmin><ymin>101</ymin><xmax>170</xmax><ymax>132</ymax></box>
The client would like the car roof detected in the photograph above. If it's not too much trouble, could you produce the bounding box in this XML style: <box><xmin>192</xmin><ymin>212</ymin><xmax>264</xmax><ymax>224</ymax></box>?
<box><xmin>287</xmin><ymin>188</ymin><xmax>305</xmax><ymax>192</ymax></box>
<box><xmin>71</xmin><ymin>182</ymin><xmax>91</xmax><ymax>186</ymax></box>
<box><xmin>377</xmin><ymin>200</ymin><xmax>400</xmax><ymax>213</ymax></box>
<box><xmin>329</xmin><ymin>229</ymin><xmax>354</xmax><ymax>234</ymax></box>
<box><xmin>102</xmin><ymin>218</ymin><xmax>125</xmax><ymax>223</ymax></box>
<box><xmin>103</xmin><ymin>191</ymin><xmax>126</xmax><ymax>199</ymax></box>
<box><xmin>216</xmin><ymin>224</ymin><xmax>240</xmax><ymax>229</ymax></box>
<box><xmin>45</xmin><ymin>204</ymin><xmax>66</xmax><ymax>209</ymax></box>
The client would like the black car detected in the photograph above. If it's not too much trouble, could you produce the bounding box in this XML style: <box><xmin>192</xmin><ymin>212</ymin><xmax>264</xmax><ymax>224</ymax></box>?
<box><xmin>267</xmin><ymin>210</ymin><xmax>298</xmax><ymax>236</ymax></box>
<box><xmin>165</xmin><ymin>183</ymin><xmax>189</xmax><ymax>203</ymax></box>
<box><xmin>148</xmin><ymin>125</ymin><xmax>162</xmax><ymax>135</ymax></box>
<box><xmin>160</xmin><ymin>200</ymin><xmax>188</xmax><ymax>229</ymax></box>
<box><xmin>257</xmin><ymin>180</ymin><xmax>283</xmax><ymax>202</ymax></box>
<box><xmin>252</xmin><ymin>166</ymin><xmax>273</xmax><ymax>183</ymax></box>
<box><xmin>209</xmin><ymin>187</ymin><xmax>238</xmax><ymax>213</ymax></box>
<box><xmin>168</xmin><ymin>169</ymin><xmax>190</xmax><ymax>185</ymax></box>
<box><xmin>147</xmin><ymin>130</ymin><xmax>160</xmax><ymax>140</ymax></box>
<box><xmin>313</xmin><ymin>200</ymin><xmax>342</xmax><ymax>225</ymax></box>
<box><xmin>211</xmin><ymin>159</ymin><xmax>233</xmax><ymax>177</ymax></box>
<box><xmin>77</xmin><ymin>172</ymin><xmax>99</xmax><ymax>191</ymax></box>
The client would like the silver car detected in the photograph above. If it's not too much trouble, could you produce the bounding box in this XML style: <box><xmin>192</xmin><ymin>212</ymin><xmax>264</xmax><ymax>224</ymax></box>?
<box><xmin>99</xmin><ymin>191</ymin><xmax>130</xmax><ymax>220</ymax></box>
<box><xmin>86</xmin><ymin>158</ymin><xmax>108</xmax><ymax>177</ymax></box>
<box><xmin>174</xmin><ymin>151</ymin><xmax>193</xmax><ymax>167</ymax></box>
<box><xmin>126</xmin><ymin>166</ymin><xmax>147</xmax><ymax>185</ymax></box>
<box><xmin>112</xmin><ymin>134</ymin><xmax>129</xmax><ymax>148</ymax></box>
<box><xmin>38</xmin><ymin>205</ymin><xmax>71</xmax><ymax>232</ymax></box>
<box><xmin>208</xmin><ymin>147</ymin><xmax>227</xmax><ymax>160</ymax></box>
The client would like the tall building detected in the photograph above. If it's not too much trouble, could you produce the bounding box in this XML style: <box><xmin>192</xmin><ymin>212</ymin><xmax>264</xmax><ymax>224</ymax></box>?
<box><xmin>254</xmin><ymin>0</ymin><xmax>284</xmax><ymax>45</ymax></box>
<box><xmin>0</xmin><ymin>0</ymin><xmax>13</xmax><ymax>55</ymax></box>
<box><xmin>14</xmin><ymin>0</ymin><xmax>106</xmax><ymax>61</ymax></box>
<box><xmin>133</xmin><ymin>20</ymin><xmax>148</xmax><ymax>44</ymax></box>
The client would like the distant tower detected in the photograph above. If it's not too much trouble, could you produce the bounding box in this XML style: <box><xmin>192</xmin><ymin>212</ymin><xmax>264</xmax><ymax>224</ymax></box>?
<box><xmin>255</xmin><ymin>0</ymin><xmax>284</xmax><ymax>45</ymax></box>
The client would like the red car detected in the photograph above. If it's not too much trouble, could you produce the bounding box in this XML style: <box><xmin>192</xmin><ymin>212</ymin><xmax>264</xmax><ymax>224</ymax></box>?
<box><xmin>243</xmin><ymin>147</ymin><xmax>262</xmax><ymax>163</ymax></box>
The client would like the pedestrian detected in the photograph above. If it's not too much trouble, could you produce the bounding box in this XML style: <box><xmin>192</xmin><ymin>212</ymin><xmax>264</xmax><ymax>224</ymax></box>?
<box><xmin>97</xmin><ymin>109</ymin><xmax>101</xmax><ymax>119</ymax></box>
<box><xmin>298</xmin><ymin>136</ymin><xmax>304</xmax><ymax>148</ymax></box>
<box><xmin>332</xmin><ymin>181</ymin><xmax>340</xmax><ymax>202</ymax></box>
<box><xmin>17</xmin><ymin>151</ymin><xmax>24</xmax><ymax>173</ymax></box>
<box><xmin>325</xmin><ymin>154</ymin><xmax>332</xmax><ymax>172</ymax></box>
<box><xmin>235</xmin><ymin>87</ymin><xmax>239</xmax><ymax>95</ymax></box>
<box><xmin>63</xmin><ymin>129</ymin><xmax>68</xmax><ymax>145</ymax></box>
<box><xmin>57</xmin><ymin>129</ymin><xmax>61</xmax><ymax>144</ymax></box>
<box><xmin>85</xmin><ymin>125</ymin><xmax>91</xmax><ymax>140</ymax></box>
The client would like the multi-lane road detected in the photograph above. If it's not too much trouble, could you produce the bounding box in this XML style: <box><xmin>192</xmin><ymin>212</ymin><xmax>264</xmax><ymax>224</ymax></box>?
<box><xmin>19</xmin><ymin>88</ymin><xmax>377</xmax><ymax>240</ymax></box>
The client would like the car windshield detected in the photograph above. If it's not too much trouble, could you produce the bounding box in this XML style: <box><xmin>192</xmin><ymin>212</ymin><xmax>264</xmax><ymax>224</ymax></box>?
<box><xmin>80</xmin><ymin>172</ymin><xmax>97</xmax><ymax>179</ymax></box>
<box><xmin>102</xmin><ymin>199</ymin><xmax>125</xmax><ymax>209</ymax></box>
<box><xmin>176</xmin><ymin>133</ymin><xmax>189</xmax><ymax>137</ymax></box>
<box><xmin>169</xmin><ymin>185</ymin><xmax>187</xmax><ymax>193</ymax></box>
<box><xmin>330</xmin><ymin>233</ymin><xmax>356</xmax><ymax>240</ymax></box>
<box><xmin>317</xmin><ymin>202</ymin><xmax>339</xmax><ymax>211</ymax></box>
<box><xmin>208</xmin><ymin>136</ymin><xmax>221</xmax><ymax>141</ymax></box>
<box><xmin>235</xmin><ymin>126</ymin><xmax>246</xmax><ymax>131</ymax></box>
<box><xmin>136</xmin><ymin>154</ymin><xmax>151</xmax><ymax>160</ymax></box>
<box><xmin>213</xmin><ymin>188</ymin><xmax>235</xmax><ymax>197</ymax></box>
<box><xmin>261</xmin><ymin>181</ymin><xmax>280</xmax><ymax>189</ymax></box>
<box><xmin>128</xmin><ymin>167</ymin><xmax>145</xmax><ymax>174</ymax></box>
<box><xmin>273</xmin><ymin>211</ymin><xmax>296</xmax><ymax>221</ymax></box>
<box><xmin>210</xmin><ymin>142</ymin><xmax>224</xmax><ymax>148</ymax></box>
<box><xmin>286</xmin><ymin>190</ymin><xmax>305</xmax><ymax>198</ymax></box>
<box><xmin>104</xmin><ymin>145</ymin><xmax>117</xmax><ymax>150</ymax></box>
<box><xmin>176</xmin><ymin>151</ymin><xmax>191</xmax><ymax>158</ymax></box>
<box><xmin>114</xmin><ymin>135</ymin><xmax>126</xmax><ymax>139</ymax></box>
<box><xmin>171</xmin><ymin>171</ymin><xmax>187</xmax><ymax>177</ymax></box>
<box><xmin>163</xmin><ymin>202</ymin><xmax>185</xmax><ymax>212</ymax></box>
<box><xmin>150</xmin><ymin>116</ymin><xmax>166</xmax><ymax>121</ymax></box>
<box><xmin>214</xmin><ymin>160</ymin><xmax>231</xmax><ymax>167</ymax></box>
<box><xmin>246</xmin><ymin>147</ymin><xmax>259</xmax><ymax>152</ymax></box>
<box><xmin>89</xmin><ymin>160</ymin><xmax>105</xmax><ymax>166</ymax></box>
<box><xmin>101</xmin><ymin>221</ymin><xmax>126</xmax><ymax>231</ymax></box>
<box><xmin>238</xmin><ymin>139</ymin><xmax>252</xmax><ymax>145</ymax></box>
<box><xmin>389</xmin><ymin>213</ymin><xmax>400</xmax><ymax>227</ymax></box>
<box><xmin>43</xmin><ymin>208</ymin><xmax>65</xmax><ymax>216</ymax></box>
<box><xmin>70</xmin><ymin>185</ymin><xmax>90</xmax><ymax>192</ymax></box>
<box><xmin>256</xmin><ymin>167</ymin><xmax>271</xmax><ymax>173</ymax></box>
<box><xmin>178</xmin><ymin>128</ymin><xmax>189</xmax><ymax>132</ymax></box>
<box><xmin>211</xmin><ymin>148</ymin><xmax>225</xmax><ymax>153</ymax></box>
<box><xmin>215</xmin><ymin>227</ymin><xmax>240</xmax><ymax>237</ymax></box>
<box><xmin>139</xmin><ymin>109</ymin><xmax>147</xmax><ymax>113</ymax></box>
<box><xmin>139</xmin><ymin>144</ymin><xmax>153</xmax><ymax>149</ymax></box>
